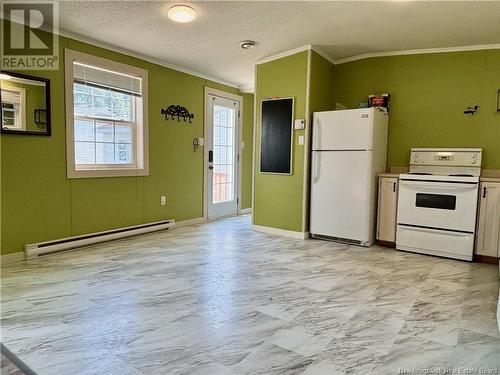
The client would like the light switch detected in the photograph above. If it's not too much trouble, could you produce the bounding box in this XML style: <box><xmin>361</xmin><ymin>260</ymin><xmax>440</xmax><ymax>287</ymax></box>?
<box><xmin>298</xmin><ymin>135</ymin><xmax>304</xmax><ymax>145</ymax></box>
<box><xmin>294</xmin><ymin>119</ymin><xmax>305</xmax><ymax>130</ymax></box>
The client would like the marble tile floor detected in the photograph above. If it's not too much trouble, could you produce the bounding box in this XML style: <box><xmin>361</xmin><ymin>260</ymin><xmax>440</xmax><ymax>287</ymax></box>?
<box><xmin>1</xmin><ymin>353</ymin><xmax>27</xmax><ymax>375</ymax></box>
<box><xmin>1</xmin><ymin>215</ymin><xmax>499</xmax><ymax>375</ymax></box>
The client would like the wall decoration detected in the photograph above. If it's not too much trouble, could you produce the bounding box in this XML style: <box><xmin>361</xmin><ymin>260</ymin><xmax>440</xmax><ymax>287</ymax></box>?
<box><xmin>0</xmin><ymin>71</ymin><xmax>51</xmax><ymax>136</ymax></box>
<box><xmin>161</xmin><ymin>105</ymin><xmax>194</xmax><ymax>123</ymax></box>
<box><xmin>368</xmin><ymin>93</ymin><xmax>389</xmax><ymax>112</ymax></box>
<box><xmin>260</xmin><ymin>97</ymin><xmax>294</xmax><ymax>174</ymax></box>
<box><xmin>463</xmin><ymin>105</ymin><xmax>479</xmax><ymax>115</ymax></box>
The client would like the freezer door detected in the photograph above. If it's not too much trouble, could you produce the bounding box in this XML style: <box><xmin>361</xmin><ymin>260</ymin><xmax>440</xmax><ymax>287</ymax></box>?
<box><xmin>312</xmin><ymin>109</ymin><xmax>374</xmax><ymax>151</ymax></box>
<box><xmin>310</xmin><ymin>150</ymin><xmax>372</xmax><ymax>243</ymax></box>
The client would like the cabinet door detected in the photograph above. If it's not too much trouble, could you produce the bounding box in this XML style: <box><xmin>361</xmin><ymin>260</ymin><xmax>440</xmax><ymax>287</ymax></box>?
<box><xmin>377</xmin><ymin>177</ymin><xmax>398</xmax><ymax>242</ymax></box>
<box><xmin>476</xmin><ymin>182</ymin><xmax>500</xmax><ymax>257</ymax></box>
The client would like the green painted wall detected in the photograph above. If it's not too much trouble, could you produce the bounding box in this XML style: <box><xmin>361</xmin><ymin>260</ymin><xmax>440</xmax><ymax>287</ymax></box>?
<box><xmin>334</xmin><ymin>49</ymin><xmax>500</xmax><ymax>169</ymax></box>
<box><xmin>305</xmin><ymin>51</ymin><xmax>336</xmax><ymax>230</ymax></box>
<box><xmin>1</xmin><ymin>33</ymin><xmax>254</xmax><ymax>255</ymax></box>
<box><xmin>253</xmin><ymin>51</ymin><xmax>308</xmax><ymax>232</ymax></box>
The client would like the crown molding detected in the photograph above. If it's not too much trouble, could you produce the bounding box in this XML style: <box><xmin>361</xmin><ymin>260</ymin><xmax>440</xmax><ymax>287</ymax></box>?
<box><xmin>310</xmin><ymin>45</ymin><xmax>336</xmax><ymax>65</ymax></box>
<box><xmin>333</xmin><ymin>43</ymin><xmax>500</xmax><ymax>65</ymax></box>
<box><xmin>57</xmin><ymin>29</ymin><xmax>240</xmax><ymax>89</ymax></box>
<box><xmin>239</xmin><ymin>86</ymin><xmax>255</xmax><ymax>94</ymax></box>
<box><xmin>256</xmin><ymin>45</ymin><xmax>312</xmax><ymax>65</ymax></box>
<box><xmin>255</xmin><ymin>44</ymin><xmax>336</xmax><ymax>67</ymax></box>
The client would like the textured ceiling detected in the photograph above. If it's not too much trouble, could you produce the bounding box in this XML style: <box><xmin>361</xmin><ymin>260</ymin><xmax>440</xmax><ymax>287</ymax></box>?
<box><xmin>59</xmin><ymin>1</ymin><xmax>500</xmax><ymax>90</ymax></box>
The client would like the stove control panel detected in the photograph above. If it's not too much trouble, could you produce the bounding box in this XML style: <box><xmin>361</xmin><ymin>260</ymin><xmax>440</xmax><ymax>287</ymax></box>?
<box><xmin>410</xmin><ymin>148</ymin><xmax>482</xmax><ymax>167</ymax></box>
<box><xmin>408</xmin><ymin>148</ymin><xmax>482</xmax><ymax>176</ymax></box>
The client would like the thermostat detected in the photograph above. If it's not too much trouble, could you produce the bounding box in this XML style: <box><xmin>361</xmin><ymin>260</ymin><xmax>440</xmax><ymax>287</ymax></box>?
<box><xmin>294</xmin><ymin>119</ymin><xmax>305</xmax><ymax>130</ymax></box>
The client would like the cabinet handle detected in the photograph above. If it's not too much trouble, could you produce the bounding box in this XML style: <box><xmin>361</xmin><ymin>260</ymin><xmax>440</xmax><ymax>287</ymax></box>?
<box><xmin>482</xmin><ymin>186</ymin><xmax>487</xmax><ymax>198</ymax></box>
<box><xmin>393</xmin><ymin>182</ymin><xmax>396</xmax><ymax>192</ymax></box>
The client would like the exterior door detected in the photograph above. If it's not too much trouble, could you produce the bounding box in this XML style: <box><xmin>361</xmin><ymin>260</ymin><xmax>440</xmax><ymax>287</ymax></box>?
<box><xmin>207</xmin><ymin>94</ymin><xmax>239</xmax><ymax>219</ymax></box>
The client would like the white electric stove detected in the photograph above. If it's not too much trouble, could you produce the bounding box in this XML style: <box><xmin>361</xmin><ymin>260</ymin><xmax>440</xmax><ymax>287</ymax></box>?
<box><xmin>396</xmin><ymin>148</ymin><xmax>482</xmax><ymax>261</ymax></box>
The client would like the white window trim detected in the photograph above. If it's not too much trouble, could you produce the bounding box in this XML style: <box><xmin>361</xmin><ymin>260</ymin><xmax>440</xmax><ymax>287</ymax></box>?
<box><xmin>1</xmin><ymin>86</ymin><xmax>26</xmax><ymax>131</ymax></box>
<box><xmin>65</xmin><ymin>48</ymin><xmax>149</xmax><ymax>178</ymax></box>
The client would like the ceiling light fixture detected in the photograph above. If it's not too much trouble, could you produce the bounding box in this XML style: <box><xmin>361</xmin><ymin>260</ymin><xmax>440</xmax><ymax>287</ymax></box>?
<box><xmin>0</xmin><ymin>73</ymin><xmax>12</xmax><ymax>80</ymax></box>
<box><xmin>167</xmin><ymin>5</ymin><xmax>196</xmax><ymax>23</ymax></box>
<box><xmin>240</xmin><ymin>40</ymin><xmax>256</xmax><ymax>50</ymax></box>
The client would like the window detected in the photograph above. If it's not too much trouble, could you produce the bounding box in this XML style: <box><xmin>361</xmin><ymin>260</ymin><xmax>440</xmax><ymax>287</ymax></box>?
<box><xmin>212</xmin><ymin>104</ymin><xmax>236</xmax><ymax>203</ymax></box>
<box><xmin>65</xmin><ymin>49</ymin><xmax>148</xmax><ymax>178</ymax></box>
<box><xmin>1</xmin><ymin>87</ymin><xmax>25</xmax><ymax>130</ymax></box>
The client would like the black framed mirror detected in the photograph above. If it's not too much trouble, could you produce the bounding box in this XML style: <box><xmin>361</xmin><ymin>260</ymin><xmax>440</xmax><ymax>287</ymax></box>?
<box><xmin>0</xmin><ymin>71</ymin><xmax>51</xmax><ymax>136</ymax></box>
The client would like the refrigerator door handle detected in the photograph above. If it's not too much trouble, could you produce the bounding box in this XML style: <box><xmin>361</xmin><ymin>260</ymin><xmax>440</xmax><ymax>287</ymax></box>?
<box><xmin>314</xmin><ymin>118</ymin><xmax>321</xmax><ymax>150</ymax></box>
<box><xmin>313</xmin><ymin>152</ymin><xmax>321</xmax><ymax>183</ymax></box>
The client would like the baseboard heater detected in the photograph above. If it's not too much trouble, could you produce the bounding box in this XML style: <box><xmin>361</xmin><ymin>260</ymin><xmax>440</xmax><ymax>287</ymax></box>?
<box><xmin>25</xmin><ymin>219</ymin><xmax>175</xmax><ymax>259</ymax></box>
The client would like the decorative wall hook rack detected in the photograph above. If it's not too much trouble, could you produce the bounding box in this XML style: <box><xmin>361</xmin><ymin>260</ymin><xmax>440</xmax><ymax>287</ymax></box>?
<box><xmin>463</xmin><ymin>105</ymin><xmax>479</xmax><ymax>115</ymax></box>
<box><xmin>161</xmin><ymin>105</ymin><xmax>194</xmax><ymax>123</ymax></box>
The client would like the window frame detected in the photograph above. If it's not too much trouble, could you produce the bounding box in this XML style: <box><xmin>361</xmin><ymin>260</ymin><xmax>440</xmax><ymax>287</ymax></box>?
<box><xmin>65</xmin><ymin>49</ymin><xmax>149</xmax><ymax>178</ymax></box>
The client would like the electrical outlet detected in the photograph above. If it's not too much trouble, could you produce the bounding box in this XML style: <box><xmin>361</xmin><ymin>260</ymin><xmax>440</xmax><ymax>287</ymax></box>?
<box><xmin>160</xmin><ymin>196</ymin><xmax>166</xmax><ymax>205</ymax></box>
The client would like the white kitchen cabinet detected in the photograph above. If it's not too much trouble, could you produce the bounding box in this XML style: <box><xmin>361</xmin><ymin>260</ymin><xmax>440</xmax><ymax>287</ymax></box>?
<box><xmin>476</xmin><ymin>182</ymin><xmax>500</xmax><ymax>258</ymax></box>
<box><xmin>377</xmin><ymin>176</ymin><xmax>399</xmax><ymax>243</ymax></box>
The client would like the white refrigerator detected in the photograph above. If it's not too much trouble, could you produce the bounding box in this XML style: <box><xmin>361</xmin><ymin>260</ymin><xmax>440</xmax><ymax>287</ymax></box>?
<box><xmin>310</xmin><ymin>108</ymin><xmax>388</xmax><ymax>246</ymax></box>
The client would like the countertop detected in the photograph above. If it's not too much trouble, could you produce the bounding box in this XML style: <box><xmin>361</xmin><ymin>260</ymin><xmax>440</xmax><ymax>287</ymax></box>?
<box><xmin>378</xmin><ymin>173</ymin><xmax>500</xmax><ymax>183</ymax></box>
<box><xmin>378</xmin><ymin>173</ymin><xmax>399</xmax><ymax>178</ymax></box>
<box><xmin>480</xmin><ymin>177</ymin><xmax>500</xmax><ymax>183</ymax></box>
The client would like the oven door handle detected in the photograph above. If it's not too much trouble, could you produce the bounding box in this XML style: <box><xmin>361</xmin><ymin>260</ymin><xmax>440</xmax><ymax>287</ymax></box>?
<box><xmin>399</xmin><ymin>181</ymin><xmax>478</xmax><ymax>190</ymax></box>
<box><xmin>398</xmin><ymin>224</ymin><xmax>473</xmax><ymax>237</ymax></box>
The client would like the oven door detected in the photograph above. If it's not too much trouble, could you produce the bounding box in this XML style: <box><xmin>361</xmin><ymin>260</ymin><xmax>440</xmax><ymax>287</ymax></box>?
<box><xmin>397</xmin><ymin>179</ymin><xmax>479</xmax><ymax>232</ymax></box>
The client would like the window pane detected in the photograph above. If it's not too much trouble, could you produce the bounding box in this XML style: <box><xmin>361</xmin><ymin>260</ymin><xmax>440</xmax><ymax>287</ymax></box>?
<box><xmin>92</xmin><ymin>87</ymin><xmax>107</xmax><ymax>97</ymax></box>
<box><xmin>75</xmin><ymin>119</ymin><xmax>94</xmax><ymax>142</ymax></box>
<box><xmin>96</xmin><ymin>142</ymin><xmax>115</xmax><ymax>164</ymax></box>
<box><xmin>113</xmin><ymin>91</ymin><xmax>130</xmax><ymax>100</ymax></box>
<box><xmin>115</xmin><ymin>143</ymin><xmax>132</xmax><ymax>164</ymax></box>
<box><xmin>112</xmin><ymin>98</ymin><xmax>132</xmax><ymax>121</ymax></box>
<box><xmin>93</xmin><ymin>95</ymin><xmax>113</xmax><ymax>118</ymax></box>
<box><xmin>95</xmin><ymin>121</ymin><xmax>114</xmax><ymax>142</ymax></box>
<box><xmin>74</xmin><ymin>82</ymin><xmax>91</xmax><ymax>94</ymax></box>
<box><xmin>226</xmin><ymin>164</ymin><xmax>233</xmax><ymax>184</ymax></box>
<box><xmin>75</xmin><ymin>142</ymin><xmax>95</xmax><ymax>164</ymax></box>
<box><xmin>74</xmin><ymin>92</ymin><xmax>92</xmax><ymax>116</ymax></box>
<box><xmin>115</xmin><ymin>124</ymin><xmax>132</xmax><ymax>143</ymax></box>
<box><xmin>226</xmin><ymin>146</ymin><xmax>233</xmax><ymax>166</ymax></box>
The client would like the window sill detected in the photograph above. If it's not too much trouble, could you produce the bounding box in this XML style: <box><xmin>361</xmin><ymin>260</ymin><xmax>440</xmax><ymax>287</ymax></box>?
<box><xmin>67</xmin><ymin>167</ymin><xmax>149</xmax><ymax>179</ymax></box>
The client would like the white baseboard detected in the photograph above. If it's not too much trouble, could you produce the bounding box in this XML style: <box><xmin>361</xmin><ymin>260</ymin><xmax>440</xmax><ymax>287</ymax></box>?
<box><xmin>240</xmin><ymin>208</ymin><xmax>252</xmax><ymax>214</ymax></box>
<box><xmin>174</xmin><ymin>217</ymin><xmax>206</xmax><ymax>228</ymax></box>
<box><xmin>1</xmin><ymin>251</ymin><xmax>25</xmax><ymax>264</ymax></box>
<box><xmin>252</xmin><ymin>224</ymin><xmax>309</xmax><ymax>239</ymax></box>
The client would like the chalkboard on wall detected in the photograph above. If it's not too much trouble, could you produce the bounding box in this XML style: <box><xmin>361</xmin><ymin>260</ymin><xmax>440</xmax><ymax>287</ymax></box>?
<box><xmin>260</xmin><ymin>98</ymin><xmax>294</xmax><ymax>174</ymax></box>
